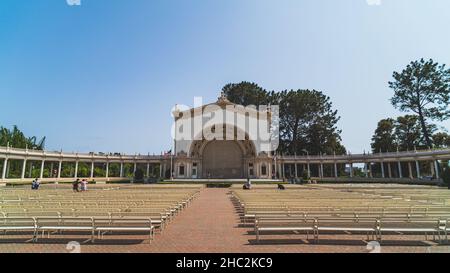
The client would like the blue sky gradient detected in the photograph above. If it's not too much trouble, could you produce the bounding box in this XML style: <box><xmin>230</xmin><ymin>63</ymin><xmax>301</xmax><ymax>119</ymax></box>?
<box><xmin>1</xmin><ymin>0</ymin><xmax>449</xmax><ymax>154</ymax></box>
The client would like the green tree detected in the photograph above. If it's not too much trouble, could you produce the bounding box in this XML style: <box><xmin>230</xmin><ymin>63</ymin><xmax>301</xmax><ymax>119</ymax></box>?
<box><xmin>222</xmin><ymin>81</ymin><xmax>270</xmax><ymax>106</ymax></box>
<box><xmin>371</xmin><ymin>118</ymin><xmax>397</xmax><ymax>153</ymax></box>
<box><xmin>389</xmin><ymin>58</ymin><xmax>450</xmax><ymax>148</ymax></box>
<box><xmin>0</xmin><ymin>125</ymin><xmax>46</xmax><ymax>150</ymax></box>
<box><xmin>222</xmin><ymin>82</ymin><xmax>346</xmax><ymax>156</ymax></box>
<box><xmin>393</xmin><ymin>115</ymin><xmax>436</xmax><ymax>151</ymax></box>
<box><xmin>273</xmin><ymin>89</ymin><xmax>344</xmax><ymax>155</ymax></box>
<box><xmin>433</xmin><ymin>132</ymin><xmax>450</xmax><ymax>148</ymax></box>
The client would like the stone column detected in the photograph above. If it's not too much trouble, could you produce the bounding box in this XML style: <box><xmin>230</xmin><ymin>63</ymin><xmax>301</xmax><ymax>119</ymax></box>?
<box><xmin>2</xmin><ymin>158</ymin><xmax>8</xmax><ymax>180</ymax></box>
<box><xmin>120</xmin><ymin>162</ymin><xmax>124</xmax><ymax>178</ymax></box>
<box><xmin>369</xmin><ymin>163</ymin><xmax>373</xmax><ymax>178</ymax></box>
<box><xmin>57</xmin><ymin>160</ymin><xmax>62</xmax><ymax>179</ymax></box>
<box><xmin>307</xmin><ymin>163</ymin><xmax>311</xmax><ymax>178</ymax></box>
<box><xmin>294</xmin><ymin>163</ymin><xmax>298</xmax><ymax>178</ymax></box>
<box><xmin>105</xmin><ymin>162</ymin><xmax>109</xmax><ymax>178</ymax></box>
<box><xmin>21</xmin><ymin>159</ymin><xmax>27</xmax><ymax>179</ymax></box>
<box><xmin>320</xmin><ymin>163</ymin><xmax>324</xmax><ymax>178</ymax></box>
<box><xmin>40</xmin><ymin>160</ymin><xmax>45</xmax><ymax>179</ymax></box>
<box><xmin>398</xmin><ymin>162</ymin><xmax>402</xmax><ymax>178</ymax></box>
<box><xmin>415</xmin><ymin>161</ymin><xmax>420</xmax><ymax>178</ymax></box>
<box><xmin>388</xmin><ymin>163</ymin><xmax>392</xmax><ymax>178</ymax></box>
<box><xmin>90</xmin><ymin>161</ymin><xmax>94</xmax><ymax>179</ymax></box>
<box><xmin>349</xmin><ymin>163</ymin><xmax>353</xmax><ymax>178</ymax></box>
<box><xmin>146</xmin><ymin>163</ymin><xmax>150</xmax><ymax>178</ymax></box>
<box><xmin>434</xmin><ymin>160</ymin><xmax>440</xmax><ymax>179</ymax></box>
<box><xmin>268</xmin><ymin>162</ymin><xmax>272</xmax><ymax>179</ymax></box>
<box><xmin>74</xmin><ymin>161</ymin><xmax>79</xmax><ymax>178</ymax></box>
<box><xmin>364</xmin><ymin>162</ymin><xmax>368</xmax><ymax>178</ymax></box>
<box><xmin>159</xmin><ymin>163</ymin><xmax>163</xmax><ymax>178</ymax></box>
<box><xmin>334</xmin><ymin>162</ymin><xmax>338</xmax><ymax>178</ymax></box>
<box><xmin>408</xmin><ymin>162</ymin><xmax>413</xmax><ymax>179</ymax></box>
<box><xmin>381</xmin><ymin>162</ymin><xmax>385</xmax><ymax>178</ymax></box>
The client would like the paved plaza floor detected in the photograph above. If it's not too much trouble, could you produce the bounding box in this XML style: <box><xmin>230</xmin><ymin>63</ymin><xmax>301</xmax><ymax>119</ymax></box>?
<box><xmin>0</xmin><ymin>188</ymin><xmax>449</xmax><ymax>253</ymax></box>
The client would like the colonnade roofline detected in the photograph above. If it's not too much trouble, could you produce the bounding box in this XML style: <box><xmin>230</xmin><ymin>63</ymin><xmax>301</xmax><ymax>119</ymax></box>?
<box><xmin>279</xmin><ymin>148</ymin><xmax>450</xmax><ymax>163</ymax></box>
<box><xmin>0</xmin><ymin>146</ymin><xmax>166</xmax><ymax>162</ymax></box>
<box><xmin>1</xmin><ymin>145</ymin><xmax>449</xmax><ymax>182</ymax></box>
<box><xmin>1</xmin><ymin>145</ymin><xmax>449</xmax><ymax>164</ymax></box>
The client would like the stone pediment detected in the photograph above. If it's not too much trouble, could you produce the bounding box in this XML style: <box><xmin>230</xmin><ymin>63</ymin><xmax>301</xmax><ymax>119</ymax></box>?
<box><xmin>173</xmin><ymin>92</ymin><xmax>271</xmax><ymax>121</ymax></box>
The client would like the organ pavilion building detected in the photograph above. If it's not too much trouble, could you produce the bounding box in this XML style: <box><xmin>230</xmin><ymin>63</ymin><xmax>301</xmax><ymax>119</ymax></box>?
<box><xmin>170</xmin><ymin>93</ymin><xmax>277</xmax><ymax>179</ymax></box>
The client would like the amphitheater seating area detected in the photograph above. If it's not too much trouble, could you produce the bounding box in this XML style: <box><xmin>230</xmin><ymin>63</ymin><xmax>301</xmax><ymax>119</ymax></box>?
<box><xmin>231</xmin><ymin>184</ymin><xmax>450</xmax><ymax>244</ymax></box>
<box><xmin>0</xmin><ymin>184</ymin><xmax>202</xmax><ymax>244</ymax></box>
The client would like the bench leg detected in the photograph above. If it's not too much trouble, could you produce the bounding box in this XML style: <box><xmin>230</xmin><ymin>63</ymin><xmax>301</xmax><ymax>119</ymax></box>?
<box><xmin>148</xmin><ymin>230</ymin><xmax>153</xmax><ymax>244</ymax></box>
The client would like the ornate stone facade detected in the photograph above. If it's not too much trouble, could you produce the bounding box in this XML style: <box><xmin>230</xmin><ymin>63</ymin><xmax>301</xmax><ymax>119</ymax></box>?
<box><xmin>172</xmin><ymin>94</ymin><xmax>274</xmax><ymax>179</ymax></box>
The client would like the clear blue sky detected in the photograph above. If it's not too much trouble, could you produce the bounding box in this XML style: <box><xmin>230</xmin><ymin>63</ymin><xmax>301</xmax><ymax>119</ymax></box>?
<box><xmin>1</xmin><ymin>0</ymin><xmax>449</xmax><ymax>154</ymax></box>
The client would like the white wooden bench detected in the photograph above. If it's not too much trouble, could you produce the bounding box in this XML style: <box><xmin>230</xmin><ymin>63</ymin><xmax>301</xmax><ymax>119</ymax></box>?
<box><xmin>254</xmin><ymin>217</ymin><xmax>316</xmax><ymax>242</ymax></box>
<box><xmin>376</xmin><ymin>218</ymin><xmax>447</xmax><ymax>243</ymax></box>
<box><xmin>0</xmin><ymin>217</ymin><xmax>37</xmax><ymax>242</ymax></box>
<box><xmin>315</xmin><ymin>218</ymin><xmax>379</xmax><ymax>242</ymax></box>
<box><xmin>36</xmin><ymin>217</ymin><xmax>95</xmax><ymax>242</ymax></box>
<box><xmin>93</xmin><ymin>217</ymin><xmax>154</xmax><ymax>244</ymax></box>
<box><xmin>110</xmin><ymin>212</ymin><xmax>166</xmax><ymax>232</ymax></box>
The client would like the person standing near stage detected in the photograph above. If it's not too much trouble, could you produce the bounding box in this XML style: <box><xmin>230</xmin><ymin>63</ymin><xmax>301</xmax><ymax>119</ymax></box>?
<box><xmin>72</xmin><ymin>179</ymin><xmax>80</xmax><ymax>192</ymax></box>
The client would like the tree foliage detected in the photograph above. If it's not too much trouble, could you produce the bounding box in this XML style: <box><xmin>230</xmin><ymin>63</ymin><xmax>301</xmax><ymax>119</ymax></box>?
<box><xmin>222</xmin><ymin>82</ymin><xmax>345</xmax><ymax>155</ymax></box>
<box><xmin>389</xmin><ymin>58</ymin><xmax>450</xmax><ymax>148</ymax></box>
<box><xmin>433</xmin><ymin>132</ymin><xmax>450</xmax><ymax>148</ymax></box>
<box><xmin>371</xmin><ymin>115</ymin><xmax>447</xmax><ymax>153</ymax></box>
<box><xmin>0</xmin><ymin>125</ymin><xmax>46</xmax><ymax>150</ymax></box>
<box><xmin>371</xmin><ymin>118</ymin><xmax>397</xmax><ymax>153</ymax></box>
<box><xmin>222</xmin><ymin>81</ymin><xmax>270</xmax><ymax>107</ymax></box>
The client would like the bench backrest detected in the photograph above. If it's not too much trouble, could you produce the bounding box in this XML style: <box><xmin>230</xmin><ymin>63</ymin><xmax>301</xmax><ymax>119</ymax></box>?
<box><xmin>0</xmin><ymin>217</ymin><xmax>36</xmax><ymax>227</ymax></box>
<box><xmin>94</xmin><ymin>217</ymin><xmax>152</xmax><ymax>228</ymax></box>
<box><xmin>36</xmin><ymin>217</ymin><xmax>94</xmax><ymax>228</ymax></box>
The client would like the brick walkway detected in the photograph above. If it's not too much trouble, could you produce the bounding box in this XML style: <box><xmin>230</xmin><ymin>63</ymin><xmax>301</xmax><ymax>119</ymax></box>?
<box><xmin>0</xmin><ymin>188</ymin><xmax>449</xmax><ymax>253</ymax></box>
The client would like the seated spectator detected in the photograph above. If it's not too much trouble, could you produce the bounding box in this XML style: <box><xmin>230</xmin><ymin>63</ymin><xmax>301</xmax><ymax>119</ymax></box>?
<box><xmin>34</xmin><ymin>178</ymin><xmax>40</xmax><ymax>190</ymax></box>
<box><xmin>31</xmin><ymin>179</ymin><xmax>37</xmax><ymax>190</ymax></box>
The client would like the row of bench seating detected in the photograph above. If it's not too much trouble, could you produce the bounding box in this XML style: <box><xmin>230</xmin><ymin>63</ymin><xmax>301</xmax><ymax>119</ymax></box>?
<box><xmin>254</xmin><ymin>216</ymin><xmax>449</xmax><ymax>243</ymax></box>
<box><xmin>0</xmin><ymin>184</ymin><xmax>203</xmax><ymax>243</ymax></box>
<box><xmin>0</xmin><ymin>216</ymin><xmax>155</xmax><ymax>243</ymax></box>
<box><xmin>232</xmin><ymin>184</ymin><xmax>450</xmax><ymax>245</ymax></box>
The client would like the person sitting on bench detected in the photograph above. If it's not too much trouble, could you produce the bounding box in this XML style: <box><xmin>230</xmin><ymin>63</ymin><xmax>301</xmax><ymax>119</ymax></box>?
<box><xmin>243</xmin><ymin>177</ymin><xmax>252</xmax><ymax>190</ymax></box>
